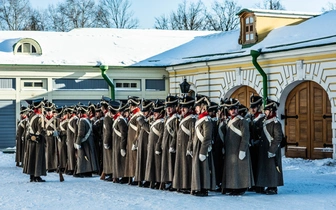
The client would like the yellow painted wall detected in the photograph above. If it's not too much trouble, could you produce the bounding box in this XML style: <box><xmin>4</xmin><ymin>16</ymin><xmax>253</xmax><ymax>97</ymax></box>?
<box><xmin>256</xmin><ymin>16</ymin><xmax>306</xmax><ymax>41</ymax></box>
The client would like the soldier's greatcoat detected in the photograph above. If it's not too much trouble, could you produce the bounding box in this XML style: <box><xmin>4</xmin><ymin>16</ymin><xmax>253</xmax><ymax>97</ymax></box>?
<box><xmin>211</xmin><ymin>116</ymin><xmax>223</xmax><ymax>187</ymax></box>
<box><xmin>124</xmin><ymin>108</ymin><xmax>141</xmax><ymax>178</ymax></box>
<box><xmin>256</xmin><ymin>117</ymin><xmax>284</xmax><ymax>188</ymax></box>
<box><xmin>191</xmin><ymin>114</ymin><xmax>216</xmax><ymax>192</ymax></box>
<box><xmin>221</xmin><ymin>115</ymin><xmax>254</xmax><ymax>190</ymax></box>
<box><xmin>246</xmin><ymin>112</ymin><xmax>265</xmax><ymax>185</ymax></box>
<box><xmin>93</xmin><ymin>116</ymin><xmax>104</xmax><ymax>174</ymax></box>
<box><xmin>16</xmin><ymin>117</ymin><xmax>28</xmax><ymax>165</ymax></box>
<box><xmin>58</xmin><ymin>117</ymin><xmax>68</xmax><ymax>169</ymax></box>
<box><xmin>134</xmin><ymin>114</ymin><xmax>150</xmax><ymax>182</ymax></box>
<box><xmin>44</xmin><ymin>116</ymin><xmax>58</xmax><ymax>171</ymax></box>
<box><xmin>173</xmin><ymin>114</ymin><xmax>195</xmax><ymax>190</ymax></box>
<box><xmin>75</xmin><ymin>116</ymin><xmax>99</xmax><ymax>174</ymax></box>
<box><xmin>160</xmin><ymin>113</ymin><xmax>179</xmax><ymax>183</ymax></box>
<box><xmin>102</xmin><ymin>113</ymin><xmax>113</xmax><ymax>175</ymax></box>
<box><xmin>112</xmin><ymin>113</ymin><xmax>128</xmax><ymax>178</ymax></box>
<box><xmin>23</xmin><ymin>112</ymin><xmax>46</xmax><ymax>177</ymax></box>
<box><xmin>67</xmin><ymin>115</ymin><xmax>78</xmax><ymax>171</ymax></box>
<box><xmin>145</xmin><ymin>118</ymin><xmax>164</xmax><ymax>183</ymax></box>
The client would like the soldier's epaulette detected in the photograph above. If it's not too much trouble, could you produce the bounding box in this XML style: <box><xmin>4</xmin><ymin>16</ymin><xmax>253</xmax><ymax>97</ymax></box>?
<box><xmin>274</xmin><ymin>117</ymin><xmax>279</xmax><ymax>123</ymax></box>
<box><xmin>237</xmin><ymin>115</ymin><xmax>244</xmax><ymax>120</ymax></box>
<box><xmin>205</xmin><ymin>116</ymin><xmax>211</xmax><ymax>121</ymax></box>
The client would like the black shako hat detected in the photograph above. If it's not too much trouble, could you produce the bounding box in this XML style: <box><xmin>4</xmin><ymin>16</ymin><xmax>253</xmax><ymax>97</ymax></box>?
<box><xmin>128</xmin><ymin>96</ymin><xmax>141</xmax><ymax>106</ymax></box>
<box><xmin>194</xmin><ymin>94</ymin><xmax>211</xmax><ymax>107</ymax></box>
<box><xmin>250</xmin><ymin>93</ymin><xmax>263</xmax><ymax>108</ymax></box>
<box><xmin>223</xmin><ymin>98</ymin><xmax>239</xmax><ymax>110</ymax></box>
<box><xmin>264</xmin><ymin>98</ymin><xmax>280</xmax><ymax>111</ymax></box>
<box><xmin>179</xmin><ymin>95</ymin><xmax>195</xmax><ymax>108</ymax></box>
<box><xmin>141</xmin><ymin>99</ymin><xmax>153</xmax><ymax>112</ymax></box>
<box><xmin>165</xmin><ymin>94</ymin><xmax>178</xmax><ymax>107</ymax></box>
<box><xmin>153</xmin><ymin>99</ymin><xmax>165</xmax><ymax>113</ymax></box>
<box><xmin>208</xmin><ymin>101</ymin><xmax>219</xmax><ymax>113</ymax></box>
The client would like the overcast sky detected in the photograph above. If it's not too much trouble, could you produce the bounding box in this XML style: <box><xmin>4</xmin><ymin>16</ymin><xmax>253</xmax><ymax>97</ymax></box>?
<box><xmin>30</xmin><ymin>0</ymin><xmax>334</xmax><ymax>28</ymax></box>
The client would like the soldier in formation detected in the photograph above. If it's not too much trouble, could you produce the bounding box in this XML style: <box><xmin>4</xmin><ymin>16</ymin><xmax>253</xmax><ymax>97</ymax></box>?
<box><xmin>17</xmin><ymin>94</ymin><xmax>284</xmax><ymax>195</ymax></box>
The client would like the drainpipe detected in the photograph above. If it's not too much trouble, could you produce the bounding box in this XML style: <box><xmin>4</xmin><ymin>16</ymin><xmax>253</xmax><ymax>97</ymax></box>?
<box><xmin>100</xmin><ymin>65</ymin><xmax>115</xmax><ymax>100</ymax></box>
<box><xmin>251</xmin><ymin>50</ymin><xmax>267</xmax><ymax>107</ymax></box>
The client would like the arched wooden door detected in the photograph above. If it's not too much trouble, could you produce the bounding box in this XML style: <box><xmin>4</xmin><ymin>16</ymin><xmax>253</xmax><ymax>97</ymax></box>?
<box><xmin>230</xmin><ymin>85</ymin><xmax>258</xmax><ymax>108</ymax></box>
<box><xmin>285</xmin><ymin>81</ymin><xmax>332</xmax><ymax>159</ymax></box>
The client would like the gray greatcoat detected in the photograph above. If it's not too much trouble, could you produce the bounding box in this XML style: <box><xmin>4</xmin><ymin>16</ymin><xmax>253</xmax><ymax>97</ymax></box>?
<box><xmin>66</xmin><ymin>115</ymin><xmax>78</xmax><ymax>171</ymax></box>
<box><xmin>102</xmin><ymin>113</ymin><xmax>113</xmax><ymax>175</ymax></box>
<box><xmin>191</xmin><ymin>115</ymin><xmax>216</xmax><ymax>192</ymax></box>
<box><xmin>221</xmin><ymin>115</ymin><xmax>254</xmax><ymax>190</ymax></box>
<box><xmin>124</xmin><ymin>109</ymin><xmax>141</xmax><ymax>178</ymax></box>
<box><xmin>160</xmin><ymin>113</ymin><xmax>179</xmax><ymax>183</ymax></box>
<box><xmin>112</xmin><ymin>114</ymin><xmax>128</xmax><ymax>178</ymax></box>
<box><xmin>145</xmin><ymin>118</ymin><xmax>164</xmax><ymax>183</ymax></box>
<box><xmin>134</xmin><ymin>114</ymin><xmax>150</xmax><ymax>182</ymax></box>
<box><xmin>93</xmin><ymin>117</ymin><xmax>104</xmax><ymax>174</ymax></box>
<box><xmin>256</xmin><ymin>117</ymin><xmax>284</xmax><ymax>188</ymax></box>
<box><xmin>44</xmin><ymin>116</ymin><xmax>58</xmax><ymax>171</ymax></box>
<box><xmin>23</xmin><ymin>112</ymin><xmax>46</xmax><ymax>177</ymax></box>
<box><xmin>75</xmin><ymin>117</ymin><xmax>99</xmax><ymax>174</ymax></box>
<box><xmin>173</xmin><ymin>114</ymin><xmax>195</xmax><ymax>190</ymax></box>
<box><xmin>16</xmin><ymin>117</ymin><xmax>28</xmax><ymax>165</ymax></box>
<box><xmin>245</xmin><ymin>112</ymin><xmax>265</xmax><ymax>185</ymax></box>
<box><xmin>58</xmin><ymin>117</ymin><xmax>68</xmax><ymax>169</ymax></box>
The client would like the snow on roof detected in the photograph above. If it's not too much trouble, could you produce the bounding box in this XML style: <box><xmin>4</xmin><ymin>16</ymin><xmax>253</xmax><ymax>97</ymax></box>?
<box><xmin>237</xmin><ymin>8</ymin><xmax>321</xmax><ymax>18</ymax></box>
<box><xmin>1</xmin><ymin>11</ymin><xmax>335</xmax><ymax>68</ymax></box>
<box><xmin>135</xmin><ymin>10</ymin><xmax>336</xmax><ymax>67</ymax></box>
<box><xmin>0</xmin><ymin>28</ymin><xmax>216</xmax><ymax>66</ymax></box>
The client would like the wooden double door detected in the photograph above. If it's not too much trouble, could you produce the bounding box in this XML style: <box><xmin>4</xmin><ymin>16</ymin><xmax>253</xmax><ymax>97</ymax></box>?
<box><xmin>230</xmin><ymin>82</ymin><xmax>333</xmax><ymax>159</ymax></box>
<box><xmin>285</xmin><ymin>81</ymin><xmax>332</xmax><ymax>159</ymax></box>
<box><xmin>230</xmin><ymin>85</ymin><xmax>258</xmax><ymax>108</ymax></box>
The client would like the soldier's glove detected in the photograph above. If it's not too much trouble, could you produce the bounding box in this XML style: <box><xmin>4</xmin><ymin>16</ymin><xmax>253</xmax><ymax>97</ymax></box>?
<box><xmin>238</xmin><ymin>151</ymin><xmax>246</xmax><ymax>160</ymax></box>
<box><xmin>268</xmin><ymin>152</ymin><xmax>276</xmax><ymax>158</ymax></box>
<box><xmin>131</xmin><ymin>144</ymin><xmax>138</xmax><ymax>151</ymax></box>
<box><xmin>74</xmin><ymin>143</ymin><xmax>81</xmax><ymax>150</ymax></box>
<box><xmin>155</xmin><ymin>151</ymin><xmax>161</xmax><ymax>155</ymax></box>
<box><xmin>104</xmin><ymin>144</ymin><xmax>110</xmax><ymax>150</ymax></box>
<box><xmin>169</xmin><ymin>147</ymin><xmax>176</xmax><ymax>153</ymax></box>
<box><xmin>186</xmin><ymin>150</ymin><xmax>193</xmax><ymax>157</ymax></box>
<box><xmin>120</xmin><ymin>149</ymin><xmax>126</xmax><ymax>157</ymax></box>
<box><xmin>222</xmin><ymin>147</ymin><xmax>225</xmax><ymax>155</ymax></box>
<box><xmin>199</xmin><ymin>154</ymin><xmax>206</xmax><ymax>162</ymax></box>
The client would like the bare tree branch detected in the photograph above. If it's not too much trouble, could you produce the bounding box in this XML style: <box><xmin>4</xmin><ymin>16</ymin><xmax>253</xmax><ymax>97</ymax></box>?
<box><xmin>204</xmin><ymin>0</ymin><xmax>241</xmax><ymax>31</ymax></box>
<box><xmin>96</xmin><ymin>0</ymin><xmax>139</xmax><ymax>29</ymax></box>
<box><xmin>255</xmin><ymin>0</ymin><xmax>285</xmax><ymax>10</ymax></box>
<box><xmin>0</xmin><ymin>0</ymin><xmax>33</xmax><ymax>30</ymax></box>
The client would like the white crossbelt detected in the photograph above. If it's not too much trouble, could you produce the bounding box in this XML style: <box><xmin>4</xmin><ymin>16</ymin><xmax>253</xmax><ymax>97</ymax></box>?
<box><xmin>263</xmin><ymin>117</ymin><xmax>276</xmax><ymax>146</ymax></box>
<box><xmin>165</xmin><ymin>114</ymin><xmax>178</xmax><ymax>137</ymax></box>
<box><xmin>113</xmin><ymin>116</ymin><xmax>126</xmax><ymax>138</ymax></box>
<box><xmin>28</xmin><ymin>114</ymin><xmax>39</xmax><ymax>135</ymax></box>
<box><xmin>218</xmin><ymin>121</ymin><xmax>224</xmax><ymax>143</ymax></box>
<box><xmin>227</xmin><ymin>117</ymin><xmax>242</xmax><ymax>137</ymax></box>
<box><xmin>195</xmin><ymin>116</ymin><xmax>208</xmax><ymax>142</ymax></box>
<box><xmin>80</xmin><ymin>118</ymin><xmax>92</xmax><ymax>142</ymax></box>
<box><xmin>68</xmin><ymin>116</ymin><xmax>78</xmax><ymax>134</ymax></box>
<box><xmin>60</xmin><ymin>119</ymin><xmax>68</xmax><ymax>131</ymax></box>
<box><xmin>151</xmin><ymin>118</ymin><xmax>164</xmax><ymax>137</ymax></box>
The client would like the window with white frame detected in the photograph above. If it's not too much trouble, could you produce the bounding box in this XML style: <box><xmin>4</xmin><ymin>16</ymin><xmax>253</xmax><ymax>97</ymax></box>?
<box><xmin>13</xmin><ymin>38</ymin><xmax>42</xmax><ymax>55</ymax></box>
<box><xmin>114</xmin><ymin>79</ymin><xmax>141</xmax><ymax>91</ymax></box>
<box><xmin>21</xmin><ymin>79</ymin><xmax>46</xmax><ymax>90</ymax></box>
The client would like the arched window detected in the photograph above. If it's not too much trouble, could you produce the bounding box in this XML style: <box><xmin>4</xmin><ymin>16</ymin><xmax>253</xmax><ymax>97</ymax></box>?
<box><xmin>13</xmin><ymin>38</ymin><xmax>42</xmax><ymax>55</ymax></box>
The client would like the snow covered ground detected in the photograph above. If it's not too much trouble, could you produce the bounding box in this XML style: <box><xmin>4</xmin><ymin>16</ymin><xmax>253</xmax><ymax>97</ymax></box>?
<box><xmin>1</xmin><ymin>151</ymin><xmax>336</xmax><ymax>210</ymax></box>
